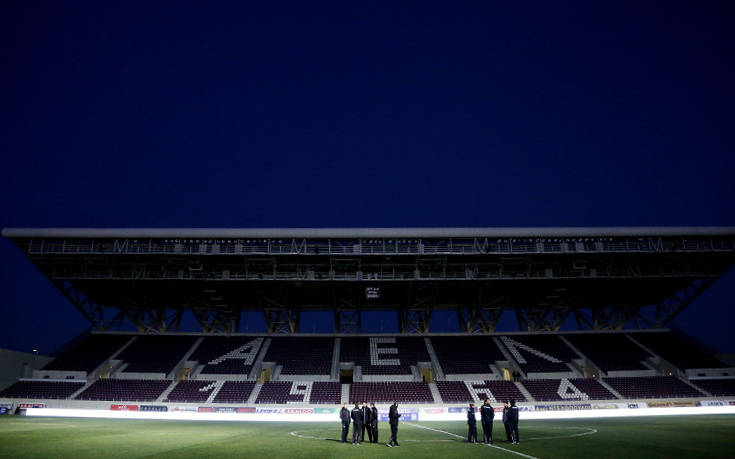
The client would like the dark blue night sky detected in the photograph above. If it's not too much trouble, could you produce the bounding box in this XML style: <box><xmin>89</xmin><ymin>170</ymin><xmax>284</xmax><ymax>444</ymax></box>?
<box><xmin>1</xmin><ymin>2</ymin><xmax>734</xmax><ymax>355</ymax></box>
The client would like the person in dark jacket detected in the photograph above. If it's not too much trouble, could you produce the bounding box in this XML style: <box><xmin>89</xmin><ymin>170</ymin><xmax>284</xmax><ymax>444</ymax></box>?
<box><xmin>467</xmin><ymin>403</ymin><xmax>478</xmax><ymax>443</ymax></box>
<box><xmin>480</xmin><ymin>399</ymin><xmax>494</xmax><ymax>444</ymax></box>
<box><xmin>361</xmin><ymin>401</ymin><xmax>371</xmax><ymax>443</ymax></box>
<box><xmin>386</xmin><ymin>402</ymin><xmax>401</xmax><ymax>447</ymax></box>
<box><xmin>502</xmin><ymin>401</ymin><xmax>512</xmax><ymax>442</ymax></box>
<box><xmin>508</xmin><ymin>399</ymin><xmax>520</xmax><ymax>444</ymax></box>
<box><xmin>340</xmin><ymin>403</ymin><xmax>351</xmax><ymax>443</ymax></box>
<box><xmin>351</xmin><ymin>403</ymin><xmax>363</xmax><ymax>444</ymax></box>
<box><xmin>370</xmin><ymin>403</ymin><xmax>379</xmax><ymax>443</ymax></box>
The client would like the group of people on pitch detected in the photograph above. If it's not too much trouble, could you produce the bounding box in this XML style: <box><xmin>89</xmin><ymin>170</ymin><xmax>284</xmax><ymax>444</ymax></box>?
<box><xmin>339</xmin><ymin>401</ymin><xmax>401</xmax><ymax>447</ymax></box>
<box><xmin>467</xmin><ymin>399</ymin><xmax>520</xmax><ymax>444</ymax></box>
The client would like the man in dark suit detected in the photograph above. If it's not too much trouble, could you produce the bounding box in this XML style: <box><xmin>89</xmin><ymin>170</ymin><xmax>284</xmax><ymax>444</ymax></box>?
<box><xmin>361</xmin><ymin>401</ymin><xmax>371</xmax><ymax>443</ymax></box>
<box><xmin>386</xmin><ymin>402</ymin><xmax>401</xmax><ymax>447</ymax></box>
<box><xmin>370</xmin><ymin>402</ymin><xmax>379</xmax><ymax>443</ymax></box>
<box><xmin>480</xmin><ymin>399</ymin><xmax>494</xmax><ymax>444</ymax></box>
<box><xmin>502</xmin><ymin>401</ymin><xmax>512</xmax><ymax>442</ymax></box>
<box><xmin>508</xmin><ymin>399</ymin><xmax>520</xmax><ymax>444</ymax></box>
<box><xmin>467</xmin><ymin>403</ymin><xmax>478</xmax><ymax>443</ymax></box>
<box><xmin>339</xmin><ymin>403</ymin><xmax>351</xmax><ymax>443</ymax></box>
<box><xmin>351</xmin><ymin>403</ymin><xmax>363</xmax><ymax>444</ymax></box>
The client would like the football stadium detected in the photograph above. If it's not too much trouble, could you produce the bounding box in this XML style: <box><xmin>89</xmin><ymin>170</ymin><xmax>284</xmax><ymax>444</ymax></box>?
<box><xmin>1</xmin><ymin>227</ymin><xmax>735</xmax><ymax>458</ymax></box>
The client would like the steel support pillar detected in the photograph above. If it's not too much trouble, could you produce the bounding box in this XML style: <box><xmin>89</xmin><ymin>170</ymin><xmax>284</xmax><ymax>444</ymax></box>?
<box><xmin>457</xmin><ymin>289</ymin><xmax>506</xmax><ymax>333</ymax></box>
<box><xmin>515</xmin><ymin>307</ymin><xmax>573</xmax><ymax>332</ymax></box>
<box><xmin>50</xmin><ymin>279</ymin><xmax>127</xmax><ymax>330</ymax></box>
<box><xmin>263</xmin><ymin>308</ymin><xmax>300</xmax><ymax>334</ymax></box>
<box><xmin>332</xmin><ymin>286</ymin><xmax>362</xmax><ymax>333</ymax></box>
<box><xmin>571</xmin><ymin>305</ymin><xmax>647</xmax><ymax>330</ymax></box>
<box><xmin>192</xmin><ymin>308</ymin><xmax>240</xmax><ymax>334</ymax></box>
<box><xmin>655</xmin><ymin>277</ymin><xmax>717</xmax><ymax>327</ymax></box>
<box><xmin>399</xmin><ymin>284</ymin><xmax>434</xmax><ymax>334</ymax></box>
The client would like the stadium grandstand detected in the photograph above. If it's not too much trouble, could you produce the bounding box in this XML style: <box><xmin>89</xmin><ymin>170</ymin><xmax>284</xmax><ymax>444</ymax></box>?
<box><xmin>1</xmin><ymin>227</ymin><xmax>735</xmax><ymax>416</ymax></box>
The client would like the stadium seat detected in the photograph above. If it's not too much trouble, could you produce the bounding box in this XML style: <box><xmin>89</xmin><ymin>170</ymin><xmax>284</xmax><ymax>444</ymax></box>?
<box><xmin>264</xmin><ymin>337</ymin><xmax>334</xmax><ymax>375</ymax></box>
<box><xmin>565</xmin><ymin>334</ymin><xmax>652</xmax><ymax>373</ymax></box>
<box><xmin>349</xmin><ymin>382</ymin><xmax>434</xmax><ymax>403</ymax></box>
<box><xmin>431</xmin><ymin>336</ymin><xmax>505</xmax><ymax>374</ymax></box>
<box><xmin>42</xmin><ymin>334</ymin><xmax>131</xmax><ymax>374</ymax></box>
<box><xmin>340</xmin><ymin>337</ymin><xmax>429</xmax><ymax>375</ymax></box>
<box><xmin>0</xmin><ymin>380</ymin><xmax>85</xmax><ymax>399</ymax></box>
<box><xmin>75</xmin><ymin>379</ymin><xmax>171</xmax><ymax>401</ymax></box>
<box><xmin>191</xmin><ymin>336</ymin><xmax>264</xmax><ymax>375</ymax></box>
<box><xmin>603</xmin><ymin>376</ymin><xmax>704</xmax><ymax>399</ymax></box>
<box><xmin>117</xmin><ymin>336</ymin><xmax>198</xmax><ymax>374</ymax></box>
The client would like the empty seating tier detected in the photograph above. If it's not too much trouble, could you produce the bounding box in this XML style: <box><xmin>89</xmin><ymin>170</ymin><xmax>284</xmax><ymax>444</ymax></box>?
<box><xmin>118</xmin><ymin>335</ymin><xmax>198</xmax><ymax>374</ymax></box>
<box><xmin>603</xmin><ymin>376</ymin><xmax>704</xmax><ymax>399</ymax></box>
<box><xmin>691</xmin><ymin>378</ymin><xmax>735</xmax><ymax>396</ymax></box>
<box><xmin>212</xmin><ymin>381</ymin><xmax>256</xmax><ymax>403</ymax></box>
<box><xmin>165</xmin><ymin>380</ymin><xmax>217</xmax><ymax>403</ymax></box>
<box><xmin>500</xmin><ymin>335</ymin><xmax>579</xmax><ymax>373</ymax></box>
<box><xmin>310</xmin><ymin>382</ymin><xmax>341</xmax><ymax>404</ymax></box>
<box><xmin>469</xmin><ymin>380</ymin><xmax>526</xmax><ymax>403</ymax></box>
<box><xmin>256</xmin><ymin>381</ymin><xmax>307</xmax><ymax>404</ymax></box>
<box><xmin>630</xmin><ymin>332</ymin><xmax>727</xmax><ymax>370</ymax></box>
<box><xmin>565</xmin><ymin>334</ymin><xmax>652</xmax><ymax>373</ymax></box>
<box><xmin>75</xmin><ymin>379</ymin><xmax>171</xmax><ymax>401</ymax></box>
<box><xmin>0</xmin><ymin>380</ymin><xmax>85</xmax><ymax>399</ymax></box>
<box><xmin>349</xmin><ymin>382</ymin><xmax>434</xmax><ymax>403</ymax></box>
<box><xmin>436</xmin><ymin>381</ymin><xmax>473</xmax><ymax>403</ymax></box>
<box><xmin>340</xmin><ymin>337</ymin><xmax>429</xmax><ymax>375</ymax></box>
<box><xmin>264</xmin><ymin>337</ymin><xmax>333</xmax><ymax>375</ymax></box>
<box><xmin>520</xmin><ymin>378</ymin><xmax>616</xmax><ymax>401</ymax></box>
<box><xmin>190</xmin><ymin>336</ymin><xmax>264</xmax><ymax>375</ymax></box>
<box><xmin>432</xmin><ymin>336</ymin><xmax>506</xmax><ymax>374</ymax></box>
<box><xmin>567</xmin><ymin>378</ymin><xmax>618</xmax><ymax>400</ymax></box>
<box><xmin>43</xmin><ymin>334</ymin><xmax>131</xmax><ymax>373</ymax></box>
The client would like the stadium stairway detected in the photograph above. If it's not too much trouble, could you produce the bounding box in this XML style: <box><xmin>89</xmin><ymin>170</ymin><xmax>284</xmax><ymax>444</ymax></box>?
<box><xmin>493</xmin><ymin>336</ymin><xmax>526</xmax><ymax>378</ymax></box>
<box><xmin>681</xmin><ymin>377</ymin><xmax>713</xmax><ymax>397</ymax></box>
<box><xmin>248</xmin><ymin>383</ymin><xmax>263</xmax><ymax>404</ymax></box>
<box><xmin>514</xmin><ymin>381</ymin><xmax>534</xmax><ymax>402</ymax></box>
<box><xmin>596</xmin><ymin>379</ymin><xmax>624</xmax><ymax>399</ymax></box>
<box><xmin>559</xmin><ymin>335</ymin><xmax>605</xmax><ymax>377</ymax></box>
<box><xmin>68</xmin><ymin>378</ymin><xmax>99</xmax><ymax>401</ymax></box>
<box><xmin>249</xmin><ymin>339</ymin><xmax>272</xmax><ymax>380</ymax></box>
<box><xmin>156</xmin><ymin>381</ymin><xmax>180</xmax><ymax>403</ymax></box>
<box><xmin>341</xmin><ymin>384</ymin><xmax>349</xmax><ymax>404</ymax></box>
<box><xmin>331</xmin><ymin>339</ymin><xmax>341</xmax><ymax>380</ymax></box>
<box><xmin>169</xmin><ymin>337</ymin><xmax>204</xmax><ymax>380</ymax></box>
<box><xmin>625</xmin><ymin>334</ymin><xmax>690</xmax><ymax>379</ymax></box>
<box><xmin>424</xmin><ymin>338</ymin><xmax>445</xmax><ymax>380</ymax></box>
<box><xmin>428</xmin><ymin>382</ymin><xmax>443</xmax><ymax>403</ymax></box>
<box><xmin>89</xmin><ymin>335</ymin><xmax>137</xmax><ymax>380</ymax></box>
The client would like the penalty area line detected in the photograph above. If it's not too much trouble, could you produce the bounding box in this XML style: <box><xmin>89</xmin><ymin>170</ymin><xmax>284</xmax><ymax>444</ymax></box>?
<box><xmin>404</xmin><ymin>423</ymin><xmax>540</xmax><ymax>459</ymax></box>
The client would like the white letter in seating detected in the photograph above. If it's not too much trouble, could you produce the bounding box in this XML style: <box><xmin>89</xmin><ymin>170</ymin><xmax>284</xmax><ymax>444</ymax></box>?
<box><xmin>370</xmin><ymin>337</ymin><xmax>400</xmax><ymax>366</ymax></box>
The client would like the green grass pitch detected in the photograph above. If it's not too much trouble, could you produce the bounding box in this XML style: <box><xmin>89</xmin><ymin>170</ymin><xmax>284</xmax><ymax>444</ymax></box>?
<box><xmin>0</xmin><ymin>415</ymin><xmax>734</xmax><ymax>458</ymax></box>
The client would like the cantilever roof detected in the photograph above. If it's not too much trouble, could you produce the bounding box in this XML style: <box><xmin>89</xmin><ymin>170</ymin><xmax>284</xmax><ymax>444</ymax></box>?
<box><xmin>3</xmin><ymin>227</ymin><xmax>735</xmax><ymax>239</ymax></box>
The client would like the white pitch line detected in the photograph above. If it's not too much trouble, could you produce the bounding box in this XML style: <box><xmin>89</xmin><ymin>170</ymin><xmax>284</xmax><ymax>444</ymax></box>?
<box><xmin>404</xmin><ymin>423</ymin><xmax>540</xmax><ymax>459</ymax></box>
<box><xmin>290</xmin><ymin>431</ymin><xmax>325</xmax><ymax>440</ymax></box>
<box><xmin>527</xmin><ymin>427</ymin><xmax>597</xmax><ymax>441</ymax></box>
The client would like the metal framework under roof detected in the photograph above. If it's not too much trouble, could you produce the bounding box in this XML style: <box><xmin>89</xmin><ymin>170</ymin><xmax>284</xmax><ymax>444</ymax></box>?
<box><xmin>4</xmin><ymin>227</ymin><xmax>735</xmax><ymax>335</ymax></box>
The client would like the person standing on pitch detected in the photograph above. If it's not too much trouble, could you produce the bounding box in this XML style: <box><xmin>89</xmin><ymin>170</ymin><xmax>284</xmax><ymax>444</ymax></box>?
<box><xmin>351</xmin><ymin>402</ymin><xmax>363</xmax><ymax>445</ymax></box>
<box><xmin>386</xmin><ymin>402</ymin><xmax>401</xmax><ymax>447</ymax></box>
<box><xmin>467</xmin><ymin>402</ymin><xmax>478</xmax><ymax>443</ymax></box>
<box><xmin>340</xmin><ymin>403</ymin><xmax>351</xmax><ymax>443</ymax></box>
<box><xmin>508</xmin><ymin>399</ymin><xmax>520</xmax><ymax>444</ymax></box>
<box><xmin>370</xmin><ymin>402</ymin><xmax>379</xmax><ymax>443</ymax></box>
<box><xmin>502</xmin><ymin>401</ymin><xmax>512</xmax><ymax>442</ymax></box>
<box><xmin>480</xmin><ymin>399</ymin><xmax>494</xmax><ymax>444</ymax></box>
<box><xmin>361</xmin><ymin>401</ymin><xmax>371</xmax><ymax>443</ymax></box>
